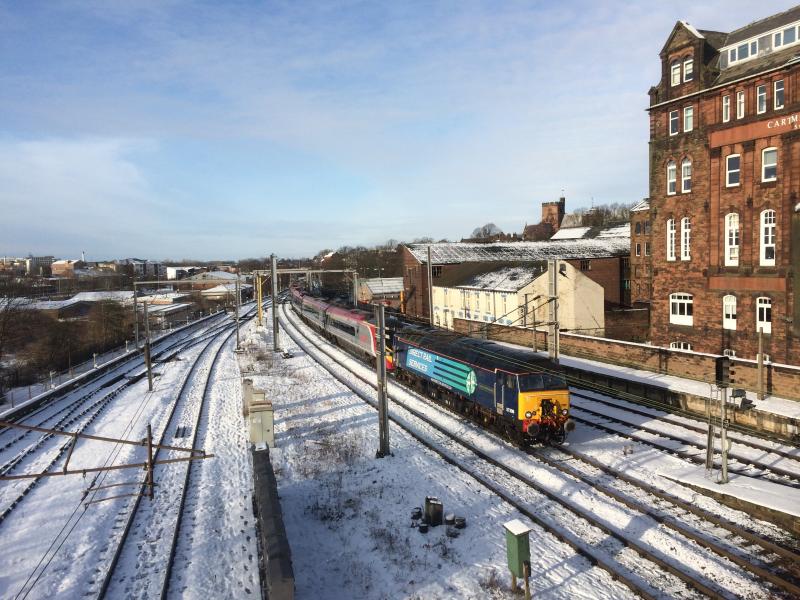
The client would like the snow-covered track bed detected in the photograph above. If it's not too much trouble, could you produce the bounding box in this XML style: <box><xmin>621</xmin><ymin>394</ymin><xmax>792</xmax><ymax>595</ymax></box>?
<box><xmin>568</xmin><ymin>399</ymin><xmax>800</xmax><ymax>486</ymax></box>
<box><xmin>96</xmin><ymin>328</ymin><xmax>234</xmax><ymax>599</ymax></box>
<box><xmin>572</xmin><ymin>389</ymin><xmax>800</xmax><ymax>462</ymax></box>
<box><xmin>282</xmin><ymin>304</ymin><xmax>786</xmax><ymax>600</ymax></box>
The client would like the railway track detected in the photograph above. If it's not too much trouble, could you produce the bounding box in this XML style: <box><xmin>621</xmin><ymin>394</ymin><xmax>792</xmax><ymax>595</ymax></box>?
<box><xmin>97</xmin><ymin>328</ymin><xmax>233</xmax><ymax>599</ymax></box>
<box><xmin>568</xmin><ymin>403</ymin><xmax>800</xmax><ymax>486</ymax></box>
<box><xmin>282</xmin><ymin>303</ymin><xmax>798</xmax><ymax>599</ymax></box>
<box><xmin>5</xmin><ymin>302</ymin><xmax>267</xmax><ymax>599</ymax></box>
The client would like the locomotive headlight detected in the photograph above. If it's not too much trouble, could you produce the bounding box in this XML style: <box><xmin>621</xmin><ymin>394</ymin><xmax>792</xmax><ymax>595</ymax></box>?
<box><xmin>561</xmin><ymin>409</ymin><xmax>569</xmax><ymax>416</ymax></box>
<box><xmin>525</xmin><ymin>411</ymin><xmax>533</xmax><ymax>419</ymax></box>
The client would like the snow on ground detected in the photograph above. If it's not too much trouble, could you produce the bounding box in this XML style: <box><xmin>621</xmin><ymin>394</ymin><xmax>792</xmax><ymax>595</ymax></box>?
<box><xmin>0</xmin><ymin>314</ymin><xmax>260</xmax><ymax>599</ymax></box>
<box><xmin>277</xmin><ymin>307</ymin><xmax>786</xmax><ymax>598</ymax></box>
<box><xmin>239</xmin><ymin>309</ymin><xmax>637</xmax><ymax>599</ymax></box>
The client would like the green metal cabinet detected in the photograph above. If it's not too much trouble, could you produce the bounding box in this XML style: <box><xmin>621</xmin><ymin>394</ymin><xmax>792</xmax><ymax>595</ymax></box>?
<box><xmin>504</xmin><ymin>519</ymin><xmax>532</xmax><ymax>578</ymax></box>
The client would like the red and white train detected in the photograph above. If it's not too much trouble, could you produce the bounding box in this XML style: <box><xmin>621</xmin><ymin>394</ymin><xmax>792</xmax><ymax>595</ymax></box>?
<box><xmin>289</xmin><ymin>287</ymin><xmax>393</xmax><ymax>369</ymax></box>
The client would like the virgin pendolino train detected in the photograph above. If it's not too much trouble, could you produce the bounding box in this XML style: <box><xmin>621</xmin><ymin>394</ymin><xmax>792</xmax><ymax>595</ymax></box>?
<box><xmin>290</xmin><ymin>287</ymin><xmax>573</xmax><ymax>445</ymax></box>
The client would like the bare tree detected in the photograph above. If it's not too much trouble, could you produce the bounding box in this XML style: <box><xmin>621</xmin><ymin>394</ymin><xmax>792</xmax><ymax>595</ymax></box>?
<box><xmin>0</xmin><ymin>278</ymin><xmax>32</xmax><ymax>397</ymax></box>
<box><xmin>470</xmin><ymin>223</ymin><xmax>503</xmax><ymax>238</ymax></box>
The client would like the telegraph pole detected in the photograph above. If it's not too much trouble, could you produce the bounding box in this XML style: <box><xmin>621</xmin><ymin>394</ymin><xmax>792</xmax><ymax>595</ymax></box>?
<box><xmin>235</xmin><ymin>276</ymin><xmax>241</xmax><ymax>350</ymax></box>
<box><xmin>143</xmin><ymin>301</ymin><xmax>153</xmax><ymax>391</ymax></box>
<box><xmin>427</xmin><ymin>246</ymin><xmax>434</xmax><ymax>326</ymax></box>
<box><xmin>547</xmin><ymin>260</ymin><xmax>560</xmax><ymax>362</ymax></box>
<box><xmin>375</xmin><ymin>304</ymin><xmax>390</xmax><ymax>457</ymax></box>
<box><xmin>133</xmin><ymin>282</ymin><xmax>139</xmax><ymax>348</ymax></box>
<box><xmin>271</xmin><ymin>254</ymin><xmax>280</xmax><ymax>352</ymax></box>
<box><xmin>256</xmin><ymin>275</ymin><xmax>263</xmax><ymax>326</ymax></box>
<box><xmin>353</xmin><ymin>271</ymin><xmax>359</xmax><ymax>308</ymax></box>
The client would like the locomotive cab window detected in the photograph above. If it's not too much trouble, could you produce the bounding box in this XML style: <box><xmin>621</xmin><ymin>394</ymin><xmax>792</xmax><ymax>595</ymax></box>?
<box><xmin>518</xmin><ymin>372</ymin><xmax>567</xmax><ymax>391</ymax></box>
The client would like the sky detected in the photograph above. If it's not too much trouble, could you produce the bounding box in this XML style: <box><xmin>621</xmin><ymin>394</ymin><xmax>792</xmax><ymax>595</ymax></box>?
<box><xmin>1</xmin><ymin>0</ymin><xmax>797</xmax><ymax>260</ymax></box>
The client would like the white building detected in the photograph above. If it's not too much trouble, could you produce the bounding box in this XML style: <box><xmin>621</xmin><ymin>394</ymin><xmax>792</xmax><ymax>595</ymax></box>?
<box><xmin>432</xmin><ymin>261</ymin><xmax>605</xmax><ymax>336</ymax></box>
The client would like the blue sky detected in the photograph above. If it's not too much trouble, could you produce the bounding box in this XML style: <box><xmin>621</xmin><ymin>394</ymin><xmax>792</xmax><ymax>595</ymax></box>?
<box><xmin>0</xmin><ymin>1</ymin><xmax>795</xmax><ymax>260</ymax></box>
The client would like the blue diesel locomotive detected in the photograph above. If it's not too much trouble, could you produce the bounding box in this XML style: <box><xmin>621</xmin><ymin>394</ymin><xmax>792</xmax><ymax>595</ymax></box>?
<box><xmin>394</xmin><ymin>327</ymin><xmax>573</xmax><ymax>444</ymax></box>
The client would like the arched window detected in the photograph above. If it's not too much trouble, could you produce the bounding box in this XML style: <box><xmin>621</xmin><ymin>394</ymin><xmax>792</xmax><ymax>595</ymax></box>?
<box><xmin>671</xmin><ymin>61</ymin><xmax>681</xmax><ymax>86</ymax></box>
<box><xmin>756</xmin><ymin>297</ymin><xmax>772</xmax><ymax>334</ymax></box>
<box><xmin>666</xmin><ymin>218</ymin><xmax>676</xmax><ymax>261</ymax></box>
<box><xmin>722</xmin><ymin>295</ymin><xmax>737</xmax><ymax>330</ymax></box>
<box><xmin>681</xmin><ymin>217</ymin><xmax>691</xmax><ymax>261</ymax></box>
<box><xmin>760</xmin><ymin>209</ymin><xmax>776</xmax><ymax>266</ymax></box>
<box><xmin>669</xmin><ymin>293</ymin><xmax>693</xmax><ymax>326</ymax></box>
<box><xmin>667</xmin><ymin>161</ymin><xmax>677</xmax><ymax>195</ymax></box>
<box><xmin>681</xmin><ymin>158</ymin><xmax>692</xmax><ymax>192</ymax></box>
<box><xmin>725</xmin><ymin>213</ymin><xmax>739</xmax><ymax>267</ymax></box>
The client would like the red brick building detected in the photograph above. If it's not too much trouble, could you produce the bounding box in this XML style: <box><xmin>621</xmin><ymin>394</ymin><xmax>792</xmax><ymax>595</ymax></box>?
<box><xmin>401</xmin><ymin>235</ymin><xmax>630</xmax><ymax>321</ymax></box>
<box><xmin>629</xmin><ymin>199</ymin><xmax>653</xmax><ymax>306</ymax></box>
<box><xmin>647</xmin><ymin>11</ymin><xmax>800</xmax><ymax>363</ymax></box>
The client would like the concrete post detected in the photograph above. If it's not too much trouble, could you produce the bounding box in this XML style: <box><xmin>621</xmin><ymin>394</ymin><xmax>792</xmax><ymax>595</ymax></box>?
<box><xmin>427</xmin><ymin>246</ymin><xmax>434</xmax><ymax>326</ymax></box>
<box><xmin>375</xmin><ymin>305</ymin><xmax>390</xmax><ymax>457</ymax></box>
<box><xmin>271</xmin><ymin>255</ymin><xmax>279</xmax><ymax>352</ymax></box>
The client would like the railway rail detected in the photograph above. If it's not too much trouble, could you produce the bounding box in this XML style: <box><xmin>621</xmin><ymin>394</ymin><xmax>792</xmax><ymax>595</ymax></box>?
<box><xmin>282</xmin><ymin>302</ymin><xmax>798</xmax><ymax>599</ymax></box>
<box><xmin>5</xmin><ymin>301</ymin><xmax>268</xmax><ymax>599</ymax></box>
<box><xmin>97</xmin><ymin>328</ymin><xmax>234</xmax><ymax>599</ymax></box>
<box><xmin>568</xmin><ymin>403</ymin><xmax>800</xmax><ymax>486</ymax></box>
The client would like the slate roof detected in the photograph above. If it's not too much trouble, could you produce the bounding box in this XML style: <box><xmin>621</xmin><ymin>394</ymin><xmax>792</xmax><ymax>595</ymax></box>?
<box><xmin>456</xmin><ymin>265</ymin><xmax>546</xmax><ymax>292</ymax></box>
<box><xmin>363</xmin><ymin>277</ymin><xmax>404</xmax><ymax>296</ymax></box>
<box><xmin>630</xmin><ymin>199</ymin><xmax>650</xmax><ymax>213</ymax></box>
<box><xmin>725</xmin><ymin>5</ymin><xmax>800</xmax><ymax>45</ymax></box>
<box><xmin>407</xmin><ymin>236</ymin><xmax>629</xmax><ymax>265</ymax></box>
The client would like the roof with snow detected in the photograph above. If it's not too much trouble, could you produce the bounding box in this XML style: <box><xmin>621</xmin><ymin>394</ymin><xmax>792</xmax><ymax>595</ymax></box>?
<box><xmin>187</xmin><ymin>270</ymin><xmax>239</xmax><ymax>280</ymax></box>
<box><xmin>550</xmin><ymin>226</ymin><xmax>591</xmax><ymax>240</ymax></box>
<box><xmin>407</xmin><ymin>238</ymin><xmax>629</xmax><ymax>265</ymax></box>
<box><xmin>631</xmin><ymin>199</ymin><xmax>650</xmax><ymax>213</ymax></box>
<box><xmin>200</xmin><ymin>283</ymin><xmax>253</xmax><ymax>295</ymax></box>
<box><xmin>362</xmin><ymin>277</ymin><xmax>404</xmax><ymax>296</ymax></box>
<box><xmin>456</xmin><ymin>265</ymin><xmax>545</xmax><ymax>292</ymax></box>
<box><xmin>596</xmin><ymin>224</ymin><xmax>629</xmax><ymax>238</ymax></box>
<box><xmin>72</xmin><ymin>291</ymin><xmax>135</xmax><ymax>302</ymax></box>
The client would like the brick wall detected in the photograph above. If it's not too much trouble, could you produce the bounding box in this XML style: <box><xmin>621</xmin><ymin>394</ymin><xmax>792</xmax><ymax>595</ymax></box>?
<box><xmin>452</xmin><ymin>317</ymin><xmax>800</xmax><ymax>401</ymax></box>
<box><xmin>565</xmin><ymin>257</ymin><xmax>623</xmax><ymax>306</ymax></box>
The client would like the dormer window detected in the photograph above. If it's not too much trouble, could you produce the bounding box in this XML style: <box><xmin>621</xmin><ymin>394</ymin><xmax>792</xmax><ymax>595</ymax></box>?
<box><xmin>670</xmin><ymin>61</ymin><xmax>681</xmax><ymax>86</ymax></box>
<box><xmin>737</xmin><ymin>43</ymin><xmax>749</xmax><ymax>61</ymax></box>
<box><xmin>683</xmin><ymin>58</ymin><xmax>693</xmax><ymax>82</ymax></box>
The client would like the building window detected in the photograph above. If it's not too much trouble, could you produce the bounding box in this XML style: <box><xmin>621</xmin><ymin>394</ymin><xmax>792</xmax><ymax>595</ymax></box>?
<box><xmin>775</xmin><ymin>80</ymin><xmax>785</xmax><ymax>109</ymax></box>
<box><xmin>669</xmin><ymin>293</ymin><xmax>693</xmax><ymax>326</ymax></box>
<box><xmin>671</xmin><ymin>61</ymin><xmax>681</xmax><ymax>86</ymax></box>
<box><xmin>580</xmin><ymin>259</ymin><xmax>590</xmax><ymax>271</ymax></box>
<box><xmin>757</xmin><ymin>85</ymin><xmax>767</xmax><ymax>114</ymax></box>
<box><xmin>681</xmin><ymin>158</ymin><xmax>692</xmax><ymax>192</ymax></box>
<box><xmin>635</xmin><ymin>222</ymin><xmax>641</xmax><ymax>235</ymax></box>
<box><xmin>667</xmin><ymin>160</ymin><xmax>677</xmax><ymax>194</ymax></box>
<box><xmin>756</xmin><ymin>297</ymin><xmax>772</xmax><ymax>334</ymax></box>
<box><xmin>635</xmin><ymin>243</ymin><xmax>641</xmax><ymax>257</ymax></box>
<box><xmin>722</xmin><ymin>295</ymin><xmax>737</xmax><ymax>330</ymax></box>
<box><xmin>623</xmin><ymin>279</ymin><xmax>631</xmax><ymax>290</ymax></box>
<box><xmin>725</xmin><ymin>213</ymin><xmax>739</xmax><ymax>266</ymax></box>
<box><xmin>760</xmin><ymin>209</ymin><xmax>776</xmax><ymax>266</ymax></box>
<box><xmin>736</xmin><ymin>90</ymin><xmax>745</xmax><ymax>119</ymax></box>
<box><xmin>670</xmin><ymin>341</ymin><xmax>692</xmax><ymax>350</ymax></box>
<box><xmin>644</xmin><ymin>221</ymin><xmax>651</xmax><ymax>234</ymax></box>
<box><xmin>762</xmin><ymin>147</ymin><xmax>777</xmax><ymax>182</ymax></box>
<box><xmin>645</xmin><ymin>241</ymin><xmax>651</xmax><ymax>256</ymax></box>
<box><xmin>683</xmin><ymin>106</ymin><xmax>694</xmax><ymax>132</ymax></box>
<box><xmin>722</xmin><ymin>95</ymin><xmax>730</xmax><ymax>122</ymax></box>
<box><xmin>666</xmin><ymin>218</ymin><xmax>676</xmax><ymax>261</ymax></box>
<box><xmin>681</xmin><ymin>217</ymin><xmax>691</xmax><ymax>261</ymax></box>
<box><xmin>669</xmin><ymin>110</ymin><xmax>679</xmax><ymax>135</ymax></box>
<box><xmin>726</xmin><ymin>154</ymin><xmax>740</xmax><ymax>187</ymax></box>
<box><xmin>431</xmin><ymin>266</ymin><xmax>442</xmax><ymax>278</ymax></box>
<box><xmin>683</xmin><ymin>58</ymin><xmax>693</xmax><ymax>82</ymax></box>
<box><xmin>783</xmin><ymin>26</ymin><xmax>797</xmax><ymax>45</ymax></box>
